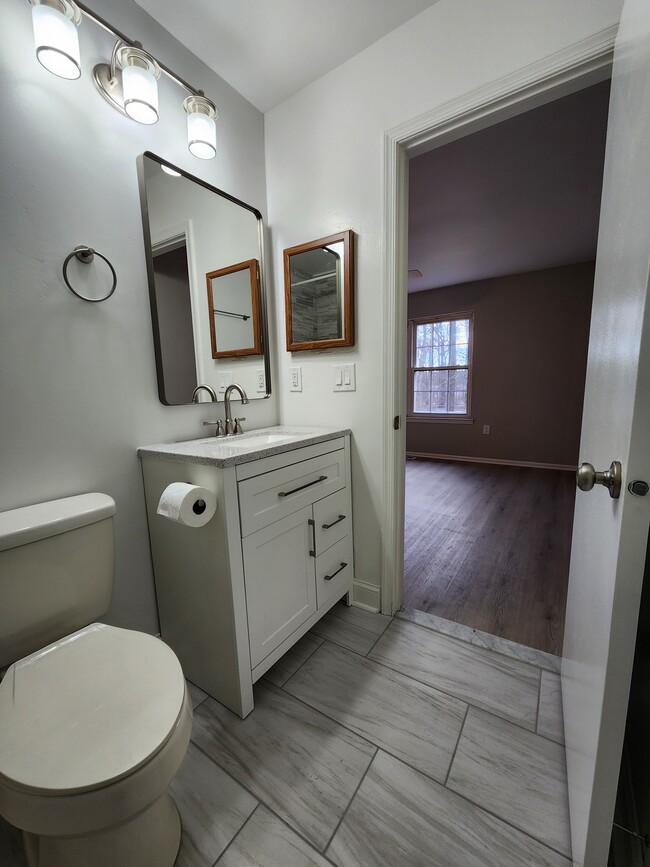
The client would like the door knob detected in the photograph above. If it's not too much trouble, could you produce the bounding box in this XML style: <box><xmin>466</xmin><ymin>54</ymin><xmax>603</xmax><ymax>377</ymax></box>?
<box><xmin>576</xmin><ymin>461</ymin><xmax>622</xmax><ymax>499</ymax></box>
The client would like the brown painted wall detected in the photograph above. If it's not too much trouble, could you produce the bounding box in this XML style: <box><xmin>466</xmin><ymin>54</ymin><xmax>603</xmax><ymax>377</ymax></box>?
<box><xmin>406</xmin><ymin>262</ymin><xmax>594</xmax><ymax>467</ymax></box>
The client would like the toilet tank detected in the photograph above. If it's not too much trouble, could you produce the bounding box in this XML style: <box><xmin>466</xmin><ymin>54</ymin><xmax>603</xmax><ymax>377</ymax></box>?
<box><xmin>0</xmin><ymin>493</ymin><xmax>116</xmax><ymax>668</ymax></box>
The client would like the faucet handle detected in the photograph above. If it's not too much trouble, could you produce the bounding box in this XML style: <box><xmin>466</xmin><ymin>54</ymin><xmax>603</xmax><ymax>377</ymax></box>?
<box><xmin>203</xmin><ymin>419</ymin><xmax>226</xmax><ymax>437</ymax></box>
<box><xmin>234</xmin><ymin>417</ymin><xmax>246</xmax><ymax>435</ymax></box>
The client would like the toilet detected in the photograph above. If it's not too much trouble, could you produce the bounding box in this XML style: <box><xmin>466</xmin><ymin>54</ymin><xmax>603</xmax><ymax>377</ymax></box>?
<box><xmin>0</xmin><ymin>493</ymin><xmax>192</xmax><ymax>867</ymax></box>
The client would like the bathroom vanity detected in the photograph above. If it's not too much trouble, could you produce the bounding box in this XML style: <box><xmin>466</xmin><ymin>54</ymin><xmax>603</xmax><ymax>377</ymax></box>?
<box><xmin>138</xmin><ymin>426</ymin><xmax>353</xmax><ymax>717</ymax></box>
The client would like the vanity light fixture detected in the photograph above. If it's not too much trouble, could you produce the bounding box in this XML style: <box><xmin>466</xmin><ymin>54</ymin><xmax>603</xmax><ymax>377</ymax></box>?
<box><xmin>160</xmin><ymin>165</ymin><xmax>181</xmax><ymax>177</ymax></box>
<box><xmin>26</xmin><ymin>0</ymin><xmax>218</xmax><ymax>156</ymax></box>
<box><xmin>30</xmin><ymin>0</ymin><xmax>82</xmax><ymax>80</ymax></box>
<box><xmin>183</xmin><ymin>95</ymin><xmax>218</xmax><ymax>160</ymax></box>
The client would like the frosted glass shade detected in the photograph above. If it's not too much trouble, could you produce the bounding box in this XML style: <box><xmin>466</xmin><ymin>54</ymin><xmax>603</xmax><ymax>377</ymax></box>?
<box><xmin>122</xmin><ymin>64</ymin><xmax>159</xmax><ymax>125</ymax></box>
<box><xmin>187</xmin><ymin>111</ymin><xmax>216</xmax><ymax>160</ymax></box>
<box><xmin>32</xmin><ymin>3</ymin><xmax>81</xmax><ymax>80</ymax></box>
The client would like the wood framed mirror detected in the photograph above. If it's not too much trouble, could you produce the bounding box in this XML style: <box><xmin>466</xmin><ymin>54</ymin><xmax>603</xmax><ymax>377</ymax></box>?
<box><xmin>284</xmin><ymin>230</ymin><xmax>355</xmax><ymax>351</ymax></box>
<box><xmin>206</xmin><ymin>258</ymin><xmax>263</xmax><ymax>358</ymax></box>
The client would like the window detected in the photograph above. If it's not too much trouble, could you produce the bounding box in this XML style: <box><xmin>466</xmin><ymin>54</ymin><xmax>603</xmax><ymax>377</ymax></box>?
<box><xmin>408</xmin><ymin>313</ymin><xmax>473</xmax><ymax>418</ymax></box>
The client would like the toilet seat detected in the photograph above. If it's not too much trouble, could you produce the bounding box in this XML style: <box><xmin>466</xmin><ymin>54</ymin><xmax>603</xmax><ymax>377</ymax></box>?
<box><xmin>0</xmin><ymin>623</ymin><xmax>186</xmax><ymax>795</ymax></box>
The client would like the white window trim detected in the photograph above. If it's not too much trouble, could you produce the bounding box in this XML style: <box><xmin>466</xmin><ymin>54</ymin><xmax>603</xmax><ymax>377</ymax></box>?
<box><xmin>407</xmin><ymin>311</ymin><xmax>474</xmax><ymax>422</ymax></box>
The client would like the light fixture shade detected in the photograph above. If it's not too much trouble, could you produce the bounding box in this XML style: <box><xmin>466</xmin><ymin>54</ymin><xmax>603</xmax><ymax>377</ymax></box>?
<box><xmin>122</xmin><ymin>64</ymin><xmax>158</xmax><ymax>124</ymax></box>
<box><xmin>31</xmin><ymin>0</ymin><xmax>81</xmax><ymax>80</ymax></box>
<box><xmin>183</xmin><ymin>95</ymin><xmax>218</xmax><ymax>160</ymax></box>
<box><xmin>118</xmin><ymin>47</ymin><xmax>160</xmax><ymax>125</ymax></box>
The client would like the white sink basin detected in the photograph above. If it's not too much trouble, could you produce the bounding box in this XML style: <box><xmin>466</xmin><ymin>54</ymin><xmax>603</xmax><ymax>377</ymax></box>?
<box><xmin>225</xmin><ymin>432</ymin><xmax>300</xmax><ymax>450</ymax></box>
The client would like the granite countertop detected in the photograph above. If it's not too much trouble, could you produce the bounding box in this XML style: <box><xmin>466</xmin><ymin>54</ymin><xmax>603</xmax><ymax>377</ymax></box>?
<box><xmin>137</xmin><ymin>425</ymin><xmax>351</xmax><ymax>468</ymax></box>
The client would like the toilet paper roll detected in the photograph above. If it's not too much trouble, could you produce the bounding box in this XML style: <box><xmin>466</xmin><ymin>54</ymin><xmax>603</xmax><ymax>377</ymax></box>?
<box><xmin>156</xmin><ymin>483</ymin><xmax>217</xmax><ymax>527</ymax></box>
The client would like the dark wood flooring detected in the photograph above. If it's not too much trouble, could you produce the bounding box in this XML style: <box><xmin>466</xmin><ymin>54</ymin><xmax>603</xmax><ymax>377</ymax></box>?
<box><xmin>403</xmin><ymin>459</ymin><xmax>575</xmax><ymax>655</ymax></box>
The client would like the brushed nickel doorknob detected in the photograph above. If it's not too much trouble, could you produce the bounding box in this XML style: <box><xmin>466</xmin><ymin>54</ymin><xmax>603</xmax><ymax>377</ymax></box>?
<box><xmin>576</xmin><ymin>461</ymin><xmax>622</xmax><ymax>499</ymax></box>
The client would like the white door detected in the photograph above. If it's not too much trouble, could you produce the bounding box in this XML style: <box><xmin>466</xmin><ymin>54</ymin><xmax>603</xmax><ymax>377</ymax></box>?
<box><xmin>562</xmin><ymin>1</ymin><xmax>650</xmax><ymax>863</ymax></box>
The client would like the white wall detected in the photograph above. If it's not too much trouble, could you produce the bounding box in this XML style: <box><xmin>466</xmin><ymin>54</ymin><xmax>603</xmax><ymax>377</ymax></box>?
<box><xmin>0</xmin><ymin>0</ymin><xmax>275</xmax><ymax>633</ymax></box>
<box><xmin>264</xmin><ymin>0</ymin><xmax>623</xmax><ymax>600</ymax></box>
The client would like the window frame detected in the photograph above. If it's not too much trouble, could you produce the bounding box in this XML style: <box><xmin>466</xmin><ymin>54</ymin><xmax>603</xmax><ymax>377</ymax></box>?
<box><xmin>407</xmin><ymin>311</ymin><xmax>474</xmax><ymax>423</ymax></box>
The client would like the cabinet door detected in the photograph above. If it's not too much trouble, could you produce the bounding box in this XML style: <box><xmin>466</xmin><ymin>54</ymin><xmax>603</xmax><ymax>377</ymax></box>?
<box><xmin>242</xmin><ymin>505</ymin><xmax>316</xmax><ymax>668</ymax></box>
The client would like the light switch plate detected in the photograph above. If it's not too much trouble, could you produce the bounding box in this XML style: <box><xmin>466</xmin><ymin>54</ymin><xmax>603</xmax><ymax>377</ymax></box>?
<box><xmin>333</xmin><ymin>363</ymin><xmax>356</xmax><ymax>392</ymax></box>
<box><xmin>289</xmin><ymin>366</ymin><xmax>302</xmax><ymax>392</ymax></box>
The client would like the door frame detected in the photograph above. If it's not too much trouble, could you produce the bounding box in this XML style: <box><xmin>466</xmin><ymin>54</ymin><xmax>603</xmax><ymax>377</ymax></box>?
<box><xmin>380</xmin><ymin>25</ymin><xmax>617</xmax><ymax>617</ymax></box>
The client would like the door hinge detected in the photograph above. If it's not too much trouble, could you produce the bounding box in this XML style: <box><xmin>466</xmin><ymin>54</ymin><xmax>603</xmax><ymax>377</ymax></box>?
<box><xmin>393</xmin><ymin>415</ymin><xmax>401</xmax><ymax>430</ymax></box>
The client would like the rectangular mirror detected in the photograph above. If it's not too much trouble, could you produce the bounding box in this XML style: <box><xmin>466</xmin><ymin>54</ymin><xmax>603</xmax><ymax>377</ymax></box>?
<box><xmin>138</xmin><ymin>152</ymin><xmax>270</xmax><ymax>405</ymax></box>
<box><xmin>284</xmin><ymin>230</ymin><xmax>355</xmax><ymax>351</ymax></box>
<box><xmin>207</xmin><ymin>259</ymin><xmax>262</xmax><ymax>358</ymax></box>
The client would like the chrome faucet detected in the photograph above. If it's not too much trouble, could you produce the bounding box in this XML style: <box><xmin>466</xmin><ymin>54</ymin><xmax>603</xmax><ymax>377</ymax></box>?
<box><xmin>192</xmin><ymin>384</ymin><xmax>218</xmax><ymax>403</ymax></box>
<box><xmin>224</xmin><ymin>383</ymin><xmax>249</xmax><ymax>435</ymax></box>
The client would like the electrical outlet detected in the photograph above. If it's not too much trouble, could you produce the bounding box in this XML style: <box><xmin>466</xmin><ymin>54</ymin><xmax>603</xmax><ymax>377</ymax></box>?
<box><xmin>333</xmin><ymin>363</ymin><xmax>356</xmax><ymax>392</ymax></box>
<box><xmin>256</xmin><ymin>369</ymin><xmax>265</xmax><ymax>392</ymax></box>
<box><xmin>483</xmin><ymin>424</ymin><xmax>490</xmax><ymax>434</ymax></box>
<box><xmin>289</xmin><ymin>366</ymin><xmax>302</xmax><ymax>392</ymax></box>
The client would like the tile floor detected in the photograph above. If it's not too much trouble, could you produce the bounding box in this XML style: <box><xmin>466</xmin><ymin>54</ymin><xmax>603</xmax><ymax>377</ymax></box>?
<box><xmin>0</xmin><ymin>604</ymin><xmax>571</xmax><ymax>866</ymax></box>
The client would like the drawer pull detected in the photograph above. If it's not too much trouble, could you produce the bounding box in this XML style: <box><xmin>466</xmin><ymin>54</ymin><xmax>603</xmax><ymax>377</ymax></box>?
<box><xmin>278</xmin><ymin>475</ymin><xmax>327</xmax><ymax>498</ymax></box>
<box><xmin>308</xmin><ymin>518</ymin><xmax>316</xmax><ymax>557</ymax></box>
<box><xmin>324</xmin><ymin>562</ymin><xmax>347</xmax><ymax>581</ymax></box>
<box><xmin>322</xmin><ymin>514</ymin><xmax>346</xmax><ymax>530</ymax></box>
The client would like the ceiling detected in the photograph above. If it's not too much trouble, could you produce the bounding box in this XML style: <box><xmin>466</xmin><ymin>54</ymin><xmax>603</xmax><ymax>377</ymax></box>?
<box><xmin>408</xmin><ymin>81</ymin><xmax>611</xmax><ymax>293</ymax></box>
<box><xmin>133</xmin><ymin>0</ymin><xmax>440</xmax><ymax>112</ymax></box>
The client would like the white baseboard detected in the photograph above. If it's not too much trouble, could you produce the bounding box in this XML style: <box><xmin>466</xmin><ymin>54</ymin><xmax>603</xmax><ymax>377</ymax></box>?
<box><xmin>406</xmin><ymin>451</ymin><xmax>575</xmax><ymax>472</ymax></box>
<box><xmin>352</xmin><ymin>579</ymin><xmax>381</xmax><ymax>612</ymax></box>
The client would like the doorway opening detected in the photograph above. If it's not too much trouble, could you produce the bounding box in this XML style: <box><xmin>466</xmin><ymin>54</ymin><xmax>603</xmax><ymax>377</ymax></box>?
<box><xmin>151</xmin><ymin>233</ymin><xmax>198</xmax><ymax>406</ymax></box>
<box><xmin>401</xmin><ymin>81</ymin><xmax>611</xmax><ymax>655</ymax></box>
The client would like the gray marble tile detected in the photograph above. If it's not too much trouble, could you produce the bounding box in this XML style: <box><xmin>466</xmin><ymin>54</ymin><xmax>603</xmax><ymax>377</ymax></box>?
<box><xmin>537</xmin><ymin>671</ymin><xmax>565</xmax><ymax>745</ymax></box>
<box><xmin>218</xmin><ymin>805</ymin><xmax>331</xmax><ymax>866</ymax></box>
<box><xmin>264</xmin><ymin>634</ymin><xmax>323</xmax><ymax>688</ymax></box>
<box><xmin>186</xmin><ymin>680</ymin><xmax>209</xmax><ymax>709</ymax></box>
<box><xmin>309</xmin><ymin>602</ymin><xmax>392</xmax><ymax>655</ymax></box>
<box><xmin>447</xmin><ymin>707</ymin><xmax>571</xmax><ymax>858</ymax></box>
<box><xmin>284</xmin><ymin>641</ymin><xmax>466</xmax><ymax>782</ymax></box>
<box><xmin>170</xmin><ymin>742</ymin><xmax>257</xmax><ymax>867</ymax></box>
<box><xmin>0</xmin><ymin>815</ymin><xmax>26</xmax><ymax>867</ymax></box>
<box><xmin>191</xmin><ymin>681</ymin><xmax>376</xmax><ymax>851</ymax></box>
<box><xmin>326</xmin><ymin>750</ymin><xmax>571</xmax><ymax>867</ymax></box>
<box><xmin>397</xmin><ymin>607</ymin><xmax>562</xmax><ymax>673</ymax></box>
<box><xmin>368</xmin><ymin>620</ymin><xmax>540</xmax><ymax>730</ymax></box>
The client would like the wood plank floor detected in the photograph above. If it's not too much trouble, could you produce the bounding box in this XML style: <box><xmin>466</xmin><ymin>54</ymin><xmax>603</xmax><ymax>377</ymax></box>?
<box><xmin>403</xmin><ymin>459</ymin><xmax>575</xmax><ymax>655</ymax></box>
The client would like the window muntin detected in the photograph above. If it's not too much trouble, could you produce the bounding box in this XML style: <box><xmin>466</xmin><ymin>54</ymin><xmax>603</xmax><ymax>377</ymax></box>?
<box><xmin>410</xmin><ymin>315</ymin><xmax>472</xmax><ymax>416</ymax></box>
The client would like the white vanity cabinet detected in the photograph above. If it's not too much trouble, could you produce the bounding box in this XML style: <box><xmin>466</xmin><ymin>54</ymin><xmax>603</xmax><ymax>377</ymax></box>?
<box><xmin>139</xmin><ymin>428</ymin><xmax>353</xmax><ymax>718</ymax></box>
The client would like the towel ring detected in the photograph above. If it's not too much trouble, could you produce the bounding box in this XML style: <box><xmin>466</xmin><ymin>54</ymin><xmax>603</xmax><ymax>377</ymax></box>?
<box><xmin>62</xmin><ymin>245</ymin><xmax>117</xmax><ymax>302</ymax></box>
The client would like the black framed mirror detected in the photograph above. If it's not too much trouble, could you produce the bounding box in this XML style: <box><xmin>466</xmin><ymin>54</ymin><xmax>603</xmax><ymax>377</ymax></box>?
<box><xmin>138</xmin><ymin>152</ymin><xmax>271</xmax><ymax>405</ymax></box>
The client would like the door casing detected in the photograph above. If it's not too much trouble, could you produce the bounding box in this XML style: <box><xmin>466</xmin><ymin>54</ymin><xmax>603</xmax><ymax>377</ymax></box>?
<box><xmin>380</xmin><ymin>25</ymin><xmax>617</xmax><ymax>616</ymax></box>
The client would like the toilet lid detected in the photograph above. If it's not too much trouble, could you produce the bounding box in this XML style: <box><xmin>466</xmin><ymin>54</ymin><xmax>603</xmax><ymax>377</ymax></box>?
<box><xmin>0</xmin><ymin>623</ymin><xmax>186</xmax><ymax>794</ymax></box>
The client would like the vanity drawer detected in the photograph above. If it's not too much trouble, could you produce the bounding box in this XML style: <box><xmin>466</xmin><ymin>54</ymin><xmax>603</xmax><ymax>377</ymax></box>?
<box><xmin>316</xmin><ymin>536</ymin><xmax>353</xmax><ymax>610</ymax></box>
<box><xmin>239</xmin><ymin>450</ymin><xmax>346</xmax><ymax>536</ymax></box>
<box><xmin>313</xmin><ymin>488</ymin><xmax>351</xmax><ymax>555</ymax></box>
